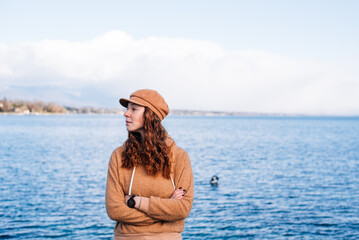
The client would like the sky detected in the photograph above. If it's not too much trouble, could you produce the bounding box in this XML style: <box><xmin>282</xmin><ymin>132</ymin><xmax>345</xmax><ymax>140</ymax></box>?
<box><xmin>0</xmin><ymin>0</ymin><xmax>358</xmax><ymax>115</ymax></box>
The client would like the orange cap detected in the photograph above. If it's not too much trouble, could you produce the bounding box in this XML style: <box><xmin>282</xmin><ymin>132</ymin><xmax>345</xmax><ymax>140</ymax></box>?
<box><xmin>119</xmin><ymin>89</ymin><xmax>169</xmax><ymax>121</ymax></box>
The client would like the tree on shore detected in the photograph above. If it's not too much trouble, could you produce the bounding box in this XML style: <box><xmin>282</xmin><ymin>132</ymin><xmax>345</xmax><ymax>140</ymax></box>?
<box><xmin>0</xmin><ymin>98</ymin><xmax>66</xmax><ymax>113</ymax></box>
<box><xmin>0</xmin><ymin>97</ymin><xmax>123</xmax><ymax>114</ymax></box>
<box><xmin>46</xmin><ymin>103</ymin><xmax>67</xmax><ymax>113</ymax></box>
<box><xmin>0</xmin><ymin>98</ymin><xmax>14</xmax><ymax>112</ymax></box>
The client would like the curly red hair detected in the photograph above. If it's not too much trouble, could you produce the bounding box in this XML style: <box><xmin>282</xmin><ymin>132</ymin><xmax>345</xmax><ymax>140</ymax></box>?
<box><xmin>121</xmin><ymin>108</ymin><xmax>171</xmax><ymax>178</ymax></box>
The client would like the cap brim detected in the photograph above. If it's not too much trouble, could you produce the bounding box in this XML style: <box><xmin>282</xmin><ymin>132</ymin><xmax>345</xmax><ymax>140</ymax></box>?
<box><xmin>119</xmin><ymin>98</ymin><xmax>146</xmax><ymax>108</ymax></box>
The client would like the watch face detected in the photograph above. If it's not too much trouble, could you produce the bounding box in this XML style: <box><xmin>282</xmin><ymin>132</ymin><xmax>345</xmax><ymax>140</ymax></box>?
<box><xmin>127</xmin><ymin>197</ymin><xmax>136</xmax><ymax>208</ymax></box>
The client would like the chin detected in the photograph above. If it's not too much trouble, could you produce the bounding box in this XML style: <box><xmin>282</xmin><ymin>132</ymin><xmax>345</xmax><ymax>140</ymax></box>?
<box><xmin>127</xmin><ymin>128</ymin><xmax>140</xmax><ymax>132</ymax></box>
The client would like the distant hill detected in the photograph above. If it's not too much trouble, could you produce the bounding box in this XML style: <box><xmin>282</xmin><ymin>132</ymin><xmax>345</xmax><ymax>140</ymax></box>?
<box><xmin>170</xmin><ymin>109</ymin><xmax>293</xmax><ymax>117</ymax></box>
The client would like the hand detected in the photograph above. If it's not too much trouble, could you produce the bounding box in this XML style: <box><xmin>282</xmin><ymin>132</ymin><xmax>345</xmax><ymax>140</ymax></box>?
<box><xmin>170</xmin><ymin>187</ymin><xmax>187</xmax><ymax>199</ymax></box>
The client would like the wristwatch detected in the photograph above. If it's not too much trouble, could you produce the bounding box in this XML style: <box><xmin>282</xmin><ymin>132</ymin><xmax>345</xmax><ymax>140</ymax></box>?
<box><xmin>127</xmin><ymin>195</ymin><xmax>137</xmax><ymax>208</ymax></box>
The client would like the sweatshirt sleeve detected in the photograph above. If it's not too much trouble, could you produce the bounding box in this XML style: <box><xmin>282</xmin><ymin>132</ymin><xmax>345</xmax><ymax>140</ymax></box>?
<box><xmin>138</xmin><ymin>149</ymin><xmax>194</xmax><ymax>221</ymax></box>
<box><xmin>105</xmin><ymin>150</ymin><xmax>159</xmax><ymax>225</ymax></box>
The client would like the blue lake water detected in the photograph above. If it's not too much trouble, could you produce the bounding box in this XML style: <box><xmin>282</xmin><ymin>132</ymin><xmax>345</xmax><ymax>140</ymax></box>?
<box><xmin>1</xmin><ymin>115</ymin><xmax>359</xmax><ymax>239</ymax></box>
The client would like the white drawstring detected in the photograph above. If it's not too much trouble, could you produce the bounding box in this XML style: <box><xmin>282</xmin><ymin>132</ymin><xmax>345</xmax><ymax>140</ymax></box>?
<box><xmin>128</xmin><ymin>166</ymin><xmax>176</xmax><ymax>195</ymax></box>
<box><xmin>129</xmin><ymin>167</ymin><xmax>136</xmax><ymax>195</ymax></box>
<box><xmin>170</xmin><ymin>176</ymin><xmax>175</xmax><ymax>190</ymax></box>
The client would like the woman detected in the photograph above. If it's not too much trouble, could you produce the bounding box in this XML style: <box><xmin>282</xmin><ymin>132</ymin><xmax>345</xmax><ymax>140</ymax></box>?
<box><xmin>106</xmin><ymin>89</ymin><xmax>194</xmax><ymax>240</ymax></box>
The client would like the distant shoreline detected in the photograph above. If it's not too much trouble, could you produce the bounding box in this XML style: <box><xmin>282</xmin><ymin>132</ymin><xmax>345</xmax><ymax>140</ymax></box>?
<box><xmin>1</xmin><ymin>98</ymin><xmax>357</xmax><ymax>117</ymax></box>
<box><xmin>1</xmin><ymin>110</ymin><xmax>358</xmax><ymax>118</ymax></box>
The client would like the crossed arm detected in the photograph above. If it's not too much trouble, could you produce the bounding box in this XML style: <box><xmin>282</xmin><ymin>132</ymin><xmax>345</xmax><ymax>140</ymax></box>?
<box><xmin>106</xmin><ymin>149</ymin><xmax>194</xmax><ymax>224</ymax></box>
<box><xmin>105</xmin><ymin>154</ymin><xmax>158</xmax><ymax>225</ymax></box>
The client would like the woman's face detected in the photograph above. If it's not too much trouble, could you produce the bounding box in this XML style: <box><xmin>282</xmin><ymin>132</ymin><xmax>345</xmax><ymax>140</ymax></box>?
<box><xmin>124</xmin><ymin>103</ymin><xmax>145</xmax><ymax>132</ymax></box>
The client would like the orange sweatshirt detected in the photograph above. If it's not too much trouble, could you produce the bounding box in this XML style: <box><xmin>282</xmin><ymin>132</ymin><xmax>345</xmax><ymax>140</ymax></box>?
<box><xmin>106</xmin><ymin>137</ymin><xmax>194</xmax><ymax>235</ymax></box>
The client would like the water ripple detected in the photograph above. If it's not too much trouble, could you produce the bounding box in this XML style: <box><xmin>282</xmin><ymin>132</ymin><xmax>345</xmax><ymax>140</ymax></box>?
<box><xmin>1</xmin><ymin>115</ymin><xmax>359</xmax><ymax>239</ymax></box>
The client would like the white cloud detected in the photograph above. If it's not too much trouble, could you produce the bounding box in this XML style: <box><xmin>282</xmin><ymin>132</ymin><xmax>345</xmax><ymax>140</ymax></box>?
<box><xmin>0</xmin><ymin>30</ymin><xmax>358</xmax><ymax>115</ymax></box>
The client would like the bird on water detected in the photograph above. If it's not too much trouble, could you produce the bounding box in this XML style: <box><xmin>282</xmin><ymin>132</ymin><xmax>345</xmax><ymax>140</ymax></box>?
<box><xmin>210</xmin><ymin>175</ymin><xmax>219</xmax><ymax>186</ymax></box>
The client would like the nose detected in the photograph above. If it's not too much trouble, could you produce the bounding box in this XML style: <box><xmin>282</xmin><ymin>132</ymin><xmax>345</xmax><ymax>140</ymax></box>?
<box><xmin>124</xmin><ymin>109</ymin><xmax>130</xmax><ymax>118</ymax></box>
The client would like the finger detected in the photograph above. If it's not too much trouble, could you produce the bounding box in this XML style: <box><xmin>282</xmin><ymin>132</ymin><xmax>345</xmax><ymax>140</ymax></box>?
<box><xmin>173</xmin><ymin>191</ymin><xmax>185</xmax><ymax>198</ymax></box>
<box><xmin>172</xmin><ymin>190</ymin><xmax>183</xmax><ymax>197</ymax></box>
<box><xmin>174</xmin><ymin>192</ymin><xmax>184</xmax><ymax>197</ymax></box>
<box><xmin>170</xmin><ymin>192</ymin><xmax>182</xmax><ymax>199</ymax></box>
<box><xmin>174</xmin><ymin>194</ymin><xmax>184</xmax><ymax>199</ymax></box>
<box><xmin>170</xmin><ymin>190</ymin><xmax>181</xmax><ymax>197</ymax></box>
<box><xmin>171</xmin><ymin>195</ymin><xmax>183</xmax><ymax>199</ymax></box>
